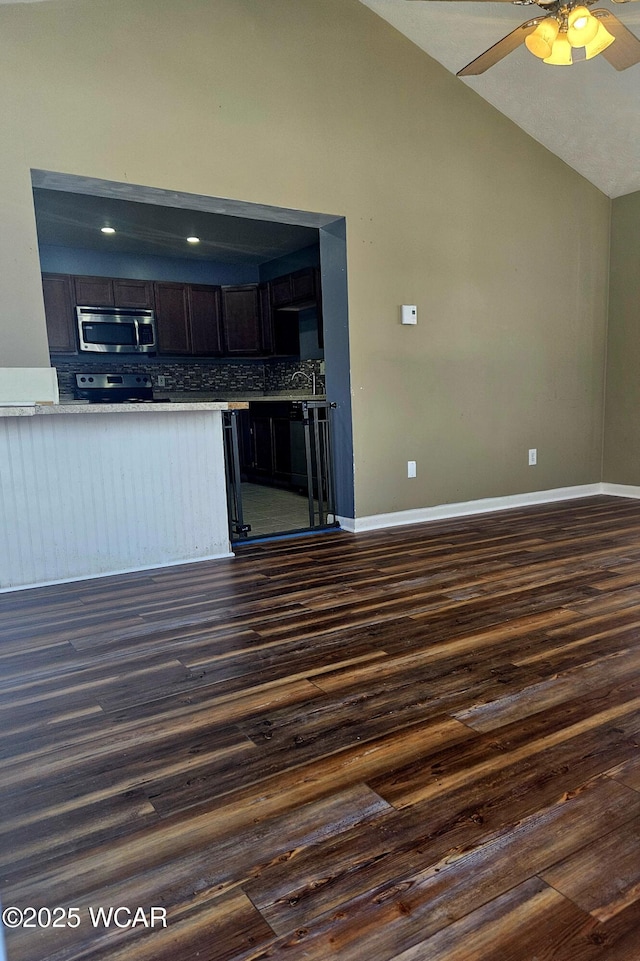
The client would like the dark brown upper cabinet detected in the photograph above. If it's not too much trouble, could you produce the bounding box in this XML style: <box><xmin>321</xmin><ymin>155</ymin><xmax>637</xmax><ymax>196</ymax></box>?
<box><xmin>113</xmin><ymin>279</ymin><xmax>154</xmax><ymax>309</ymax></box>
<box><xmin>42</xmin><ymin>274</ymin><xmax>76</xmax><ymax>354</ymax></box>
<box><xmin>221</xmin><ymin>285</ymin><xmax>263</xmax><ymax>355</ymax></box>
<box><xmin>189</xmin><ymin>285</ymin><xmax>223</xmax><ymax>356</ymax></box>
<box><xmin>269</xmin><ymin>267</ymin><xmax>316</xmax><ymax>309</ymax></box>
<box><xmin>270</xmin><ymin>274</ymin><xmax>294</xmax><ymax>309</ymax></box>
<box><xmin>154</xmin><ymin>283</ymin><xmax>224</xmax><ymax>356</ymax></box>
<box><xmin>74</xmin><ymin>275</ymin><xmax>114</xmax><ymax>307</ymax></box>
<box><xmin>154</xmin><ymin>282</ymin><xmax>191</xmax><ymax>354</ymax></box>
<box><xmin>258</xmin><ymin>283</ymin><xmax>273</xmax><ymax>355</ymax></box>
<box><xmin>73</xmin><ymin>275</ymin><xmax>154</xmax><ymax>309</ymax></box>
<box><xmin>291</xmin><ymin>267</ymin><xmax>316</xmax><ymax>303</ymax></box>
<box><xmin>42</xmin><ymin>269</ymin><xmax>318</xmax><ymax>359</ymax></box>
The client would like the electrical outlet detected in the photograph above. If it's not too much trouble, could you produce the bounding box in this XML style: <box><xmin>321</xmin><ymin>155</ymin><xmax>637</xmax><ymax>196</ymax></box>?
<box><xmin>407</xmin><ymin>460</ymin><xmax>417</xmax><ymax>478</ymax></box>
<box><xmin>528</xmin><ymin>448</ymin><xmax>537</xmax><ymax>466</ymax></box>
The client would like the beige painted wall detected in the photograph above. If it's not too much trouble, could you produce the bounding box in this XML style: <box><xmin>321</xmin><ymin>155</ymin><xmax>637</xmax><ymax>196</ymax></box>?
<box><xmin>603</xmin><ymin>191</ymin><xmax>640</xmax><ymax>484</ymax></box>
<box><xmin>0</xmin><ymin>0</ymin><xmax>610</xmax><ymax>517</ymax></box>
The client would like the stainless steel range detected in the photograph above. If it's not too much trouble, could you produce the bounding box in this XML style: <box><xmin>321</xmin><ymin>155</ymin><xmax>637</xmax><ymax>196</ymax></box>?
<box><xmin>75</xmin><ymin>372</ymin><xmax>156</xmax><ymax>403</ymax></box>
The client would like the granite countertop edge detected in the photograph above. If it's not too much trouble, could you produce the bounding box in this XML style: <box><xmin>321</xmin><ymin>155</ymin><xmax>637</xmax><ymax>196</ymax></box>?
<box><xmin>0</xmin><ymin>391</ymin><xmax>326</xmax><ymax>417</ymax></box>
<box><xmin>0</xmin><ymin>400</ymin><xmax>249</xmax><ymax>418</ymax></box>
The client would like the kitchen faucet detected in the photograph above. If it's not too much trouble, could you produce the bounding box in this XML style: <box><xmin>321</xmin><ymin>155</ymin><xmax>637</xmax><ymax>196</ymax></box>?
<box><xmin>290</xmin><ymin>370</ymin><xmax>319</xmax><ymax>394</ymax></box>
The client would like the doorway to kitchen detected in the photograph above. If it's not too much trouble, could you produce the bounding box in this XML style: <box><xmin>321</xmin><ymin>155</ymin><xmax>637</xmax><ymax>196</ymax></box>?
<box><xmin>240</xmin><ymin>485</ymin><xmax>316</xmax><ymax>538</ymax></box>
<box><xmin>223</xmin><ymin>400</ymin><xmax>337</xmax><ymax>542</ymax></box>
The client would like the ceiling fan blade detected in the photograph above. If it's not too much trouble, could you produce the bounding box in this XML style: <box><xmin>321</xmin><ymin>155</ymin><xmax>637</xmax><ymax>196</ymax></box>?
<box><xmin>457</xmin><ymin>18</ymin><xmax>541</xmax><ymax>76</ymax></box>
<box><xmin>592</xmin><ymin>9</ymin><xmax>640</xmax><ymax>69</ymax></box>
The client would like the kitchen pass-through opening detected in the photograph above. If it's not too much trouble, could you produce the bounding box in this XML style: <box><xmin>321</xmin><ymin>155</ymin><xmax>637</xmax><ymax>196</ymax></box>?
<box><xmin>31</xmin><ymin>170</ymin><xmax>355</xmax><ymax>535</ymax></box>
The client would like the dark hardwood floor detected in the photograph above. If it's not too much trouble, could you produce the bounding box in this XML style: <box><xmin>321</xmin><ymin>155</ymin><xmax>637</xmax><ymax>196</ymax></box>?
<box><xmin>2</xmin><ymin>495</ymin><xmax>640</xmax><ymax>960</ymax></box>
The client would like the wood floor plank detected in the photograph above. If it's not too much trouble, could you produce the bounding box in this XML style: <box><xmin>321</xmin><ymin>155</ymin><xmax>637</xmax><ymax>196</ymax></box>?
<box><xmin>5</xmin><ymin>887</ymin><xmax>274</xmax><ymax>961</ymax></box>
<box><xmin>454</xmin><ymin>646</ymin><xmax>640</xmax><ymax>732</ymax></box>
<box><xmin>0</xmin><ymin>789</ymin><xmax>159</xmax><ymax>874</ymax></box>
<box><xmin>240</xmin><ymin>777</ymin><xmax>639</xmax><ymax>961</ymax></box>
<box><xmin>243</xmin><ymin>716</ymin><xmax>640</xmax><ymax>936</ymax></box>
<box><xmin>385</xmin><ymin>878</ymin><xmax>591</xmax><ymax>961</ymax></box>
<box><xmin>514</xmin><ymin>621</ymin><xmax>640</xmax><ymax>673</ymax></box>
<box><xmin>606</xmin><ymin>753</ymin><xmax>640</xmax><ymax>792</ymax></box>
<box><xmin>540</xmin><ymin>820</ymin><xmax>640</xmax><ymax>922</ymax></box>
<box><xmin>147</xmin><ymin>715</ymin><xmax>474</xmax><ymax>818</ymax></box>
<box><xmin>370</xmin><ymin>689</ymin><xmax>640</xmax><ymax>809</ymax></box>
<box><xmin>388</xmin><ymin>879</ymin><xmax>640</xmax><ymax>959</ymax></box>
<box><xmin>2</xmin><ymin>497</ymin><xmax>640</xmax><ymax>960</ymax></box>
<box><xmin>4</xmin><ymin>786</ymin><xmax>391</xmax><ymax>961</ymax></box>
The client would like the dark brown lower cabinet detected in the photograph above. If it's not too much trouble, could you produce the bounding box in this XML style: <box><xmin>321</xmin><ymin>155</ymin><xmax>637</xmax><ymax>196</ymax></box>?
<box><xmin>250</xmin><ymin>415</ymin><xmax>274</xmax><ymax>479</ymax></box>
<box><xmin>242</xmin><ymin>403</ymin><xmax>301</xmax><ymax>489</ymax></box>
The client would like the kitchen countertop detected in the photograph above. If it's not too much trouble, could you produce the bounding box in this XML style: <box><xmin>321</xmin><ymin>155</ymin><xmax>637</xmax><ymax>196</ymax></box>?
<box><xmin>0</xmin><ymin>400</ymin><xmax>248</xmax><ymax>418</ymax></box>
<box><xmin>153</xmin><ymin>391</ymin><xmax>326</xmax><ymax>403</ymax></box>
<box><xmin>0</xmin><ymin>392</ymin><xmax>327</xmax><ymax>417</ymax></box>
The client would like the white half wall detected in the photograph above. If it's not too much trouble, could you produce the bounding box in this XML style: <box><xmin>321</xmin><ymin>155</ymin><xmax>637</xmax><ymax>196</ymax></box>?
<box><xmin>0</xmin><ymin>408</ymin><xmax>232</xmax><ymax>589</ymax></box>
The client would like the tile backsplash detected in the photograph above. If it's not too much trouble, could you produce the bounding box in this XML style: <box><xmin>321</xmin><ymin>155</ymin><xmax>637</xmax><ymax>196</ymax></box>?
<box><xmin>54</xmin><ymin>358</ymin><xmax>324</xmax><ymax>399</ymax></box>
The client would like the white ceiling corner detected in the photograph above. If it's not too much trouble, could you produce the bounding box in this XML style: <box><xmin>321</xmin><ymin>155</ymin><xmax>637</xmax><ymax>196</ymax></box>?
<box><xmin>360</xmin><ymin>0</ymin><xmax>640</xmax><ymax>198</ymax></box>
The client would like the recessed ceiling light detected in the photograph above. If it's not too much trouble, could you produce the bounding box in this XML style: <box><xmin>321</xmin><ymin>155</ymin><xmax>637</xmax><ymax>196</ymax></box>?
<box><xmin>187</xmin><ymin>236</ymin><xmax>200</xmax><ymax>244</ymax></box>
<box><xmin>101</xmin><ymin>226</ymin><xmax>116</xmax><ymax>234</ymax></box>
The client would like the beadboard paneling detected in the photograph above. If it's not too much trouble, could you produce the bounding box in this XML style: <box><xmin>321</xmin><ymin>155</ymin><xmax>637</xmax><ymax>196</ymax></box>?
<box><xmin>0</xmin><ymin>409</ymin><xmax>231</xmax><ymax>589</ymax></box>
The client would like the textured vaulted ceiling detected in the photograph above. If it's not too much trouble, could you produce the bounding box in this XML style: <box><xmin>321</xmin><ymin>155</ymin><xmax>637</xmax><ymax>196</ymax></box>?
<box><xmin>360</xmin><ymin>0</ymin><xmax>640</xmax><ymax>198</ymax></box>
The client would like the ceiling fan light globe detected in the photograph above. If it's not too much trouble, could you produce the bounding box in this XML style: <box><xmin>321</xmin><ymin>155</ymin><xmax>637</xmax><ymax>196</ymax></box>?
<box><xmin>525</xmin><ymin>18</ymin><xmax>560</xmax><ymax>59</ymax></box>
<box><xmin>543</xmin><ymin>34</ymin><xmax>573</xmax><ymax>65</ymax></box>
<box><xmin>567</xmin><ymin>7</ymin><xmax>599</xmax><ymax>47</ymax></box>
<box><xmin>584</xmin><ymin>21</ymin><xmax>616</xmax><ymax>60</ymax></box>
<box><xmin>567</xmin><ymin>5</ymin><xmax>591</xmax><ymax>28</ymax></box>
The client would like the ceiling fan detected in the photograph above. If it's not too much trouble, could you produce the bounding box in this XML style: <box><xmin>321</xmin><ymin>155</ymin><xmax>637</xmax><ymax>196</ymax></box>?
<box><xmin>409</xmin><ymin>0</ymin><xmax>640</xmax><ymax>76</ymax></box>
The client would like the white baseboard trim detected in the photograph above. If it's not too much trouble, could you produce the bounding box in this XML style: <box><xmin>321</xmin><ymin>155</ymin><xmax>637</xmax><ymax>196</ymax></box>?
<box><xmin>0</xmin><ymin>550</ymin><xmax>235</xmax><ymax>594</ymax></box>
<box><xmin>338</xmin><ymin>483</ymin><xmax>604</xmax><ymax>534</ymax></box>
<box><xmin>601</xmin><ymin>483</ymin><xmax>640</xmax><ymax>499</ymax></box>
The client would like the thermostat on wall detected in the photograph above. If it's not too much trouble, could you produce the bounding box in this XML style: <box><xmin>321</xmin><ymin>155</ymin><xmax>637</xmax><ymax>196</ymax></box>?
<box><xmin>401</xmin><ymin>305</ymin><xmax>417</xmax><ymax>325</ymax></box>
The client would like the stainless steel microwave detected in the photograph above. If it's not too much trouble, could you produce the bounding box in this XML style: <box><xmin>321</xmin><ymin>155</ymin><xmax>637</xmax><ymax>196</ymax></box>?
<box><xmin>76</xmin><ymin>306</ymin><xmax>157</xmax><ymax>354</ymax></box>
